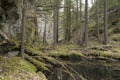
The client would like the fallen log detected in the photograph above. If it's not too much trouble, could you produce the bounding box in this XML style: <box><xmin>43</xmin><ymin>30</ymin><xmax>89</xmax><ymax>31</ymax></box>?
<box><xmin>0</xmin><ymin>30</ymin><xmax>51</xmax><ymax>71</ymax></box>
<box><xmin>0</xmin><ymin>29</ymin><xmax>9</xmax><ymax>40</ymax></box>
<box><xmin>0</xmin><ymin>29</ymin><xmax>85</xmax><ymax>79</ymax></box>
<box><xmin>24</xmin><ymin>54</ymin><xmax>49</xmax><ymax>71</ymax></box>
<box><xmin>25</xmin><ymin>46</ymin><xmax>44</xmax><ymax>56</ymax></box>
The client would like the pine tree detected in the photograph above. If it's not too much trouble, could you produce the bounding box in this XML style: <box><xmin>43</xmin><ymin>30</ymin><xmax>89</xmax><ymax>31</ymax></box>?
<box><xmin>103</xmin><ymin>0</ymin><xmax>108</xmax><ymax>44</ymax></box>
<box><xmin>64</xmin><ymin>0</ymin><xmax>71</xmax><ymax>41</ymax></box>
<box><xmin>20</xmin><ymin>0</ymin><xmax>26</xmax><ymax>59</ymax></box>
<box><xmin>53</xmin><ymin>0</ymin><xmax>59</xmax><ymax>43</ymax></box>
<box><xmin>84</xmin><ymin>0</ymin><xmax>88</xmax><ymax>47</ymax></box>
<box><xmin>96</xmin><ymin>0</ymin><xmax>100</xmax><ymax>41</ymax></box>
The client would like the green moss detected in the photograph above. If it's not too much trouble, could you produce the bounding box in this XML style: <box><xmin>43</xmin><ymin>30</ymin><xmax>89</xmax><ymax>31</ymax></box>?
<box><xmin>110</xmin><ymin>34</ymin><xmax>120</xmax><ymax>41</ymax></box>
<box><xmin>114</xmin><ymin>47</ymin><xmax>120</xmax><ymax>53</ymax></box>
<box><xmin>47</xmin><ymin>49</ymin><xmax>84</xmax><ymax>58</ymax></box>
<box><xmin>89</xmin><ymin>50</ymin><xmax>120</xmax><ymax>59</ymax></box>
<box><xmin>0</xmin><ymin>56</ymin><xmax>48</xmax><ymax>80</ymax></box>
<box><xmin>26</xmin><ymin>19</ymin><xmax>36</xmax><ymax>45</ymax></box>
<box><xmin>10</xmin><ymin>39</ymin><xmax>20</xmax><ymax>48</ymax></box>
<box><xmin>0</xmin><ymin>57</ymin><xmax>37</xmax><ymax>74</ymax></box>
<box><xmin>43</xmin><ymin>44</ymin><xmax>85</xmax><ymax>58</ymax></box>
<box><xmin>24</xmin><ymin>54</ymin><xmax>49</xmax><ymax>71</ymax></box>
<box><xmin>25</xmin><ymin>46</ymin><xmax>43</xmax><ymax>56</ymax></box>
<box><xmin>100</xmin><ymin>51</ymin><xmax>118</xmax><ymax>58</ymax></box>
<box><xmin>56</xmin><ymin>44</ymin><xmax>79</xmax><ymax>50</ymax></box>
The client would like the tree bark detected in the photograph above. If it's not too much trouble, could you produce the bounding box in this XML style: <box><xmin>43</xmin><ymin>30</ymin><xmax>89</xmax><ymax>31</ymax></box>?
<box><xmin>96</xmin><ymin>0</ymin><xmax>100</xmax><ymax>41</ymax></box>
<box><xmin>20</xmin><ymin>0</ymin><xmax>26</xmax><ymax>59</ymax></box>
<box><xmin>76</xmin><ymin>0</ymin><xmax>78</xmax><ymax>30</ymax></box>
<box><xmin>64</xmin><ymin>0</ymin><xmax>71</xmax><ymax>41</ymax></box>
<box><xmin>84</xmin><ymin>0</ymin><xmax>88</xmax><ymax>47</ymax></box>
<box><xmin>53</xmin><ymin>0</ymin><xmax>59</xmax><ymax>43</ymax></box>
<box><xmin>103</xmin><ymin>0</ymin><xmax>108</xmax><ymax>44</ymax></box>
<box><xmin>43</xmin><ymin>13</ymin><xmax>47</xmax><ymax>45</ymax></box>
<box><xmin>79</xmin><ymin>0</ymin><xmax>83</xmax><ymax>47</ymax></box>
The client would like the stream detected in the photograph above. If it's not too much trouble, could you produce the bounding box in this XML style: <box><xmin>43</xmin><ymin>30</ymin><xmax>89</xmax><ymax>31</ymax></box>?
<box><xmin>47</xmin><ymin>59</ymin><xmax>120</xmax><ymax>80</ymax></box>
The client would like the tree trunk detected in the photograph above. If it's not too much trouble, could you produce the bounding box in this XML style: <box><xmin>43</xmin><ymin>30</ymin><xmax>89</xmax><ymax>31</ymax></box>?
<box><xmin>103</xmin><ymin>0</ymin><xmax>108</xmax><ymax>44</ymax></box>
<box><xmin>64</xmin><ymin>0</ymin><xmax>71</xmax><ymax>42</ymax></box>
<box><xmin>91</xmin><ymin>0</ymin><xmax>94</xmax><ymax>6</ymax></box>
<box><xmin>20</xmin><ymin>0</ymin><xmax>26</xmax><ymax>59</ymax></box>
<box><xmin>34</xmin><ymin>15</ymin><xmax>39</xmax><ymax>42</ymax></box>
<box><xmin>53</xmin><ymin>0</ymin><xmax>59</xmax><ymax>44</ymax></box>
<box><xmin>96</xmin><ymin>0</ymin><xmax>100</xmax><ymax>41</ymax></box>
<box><xmin>43</xmin><ymin>13</ymin><xmax>47</xmax><ymax>45</ymax></box>
<box><xmin>76</xmin><ymin>0</ymin><xmax>79</xmax><ymax>30</ymax></box>
<box><xmin>79</xmin><ymin>0</ymin><xmax>83</xmax><ymax>47</ymax></box>
<box><xmin>84</xmin><ymin>0</ymin><xmax>88</xmax><ymax>47</ymax></box>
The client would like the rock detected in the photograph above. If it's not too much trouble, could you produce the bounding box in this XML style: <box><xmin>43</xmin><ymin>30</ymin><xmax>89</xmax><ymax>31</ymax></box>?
<box><xmin>0</xmin><ymin>67</ymin><xmax>3</xmax><ymax>73</ymax></box>
<box><xmin>7</xmin><ymin>51</ymin><xmax>19</xmax><ymax>57</ymax></box>
<box><xmin>0</xmin><ymin>0</ymin><xmax>22</xmax><ymax>39</ymax></box>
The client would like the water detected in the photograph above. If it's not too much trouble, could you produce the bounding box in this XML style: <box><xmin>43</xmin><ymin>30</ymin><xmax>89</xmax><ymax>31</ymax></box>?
<box><xmin>47</xmin><ymin>59</ymin><xmax>120</xmax><ymax>80</ymax></box>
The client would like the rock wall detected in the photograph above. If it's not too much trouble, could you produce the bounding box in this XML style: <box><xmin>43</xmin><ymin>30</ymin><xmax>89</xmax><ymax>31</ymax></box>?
<box><xmin>0</xmin><ymin>0</ymin><xmax>22</xmax><ymax>39</ymax></box>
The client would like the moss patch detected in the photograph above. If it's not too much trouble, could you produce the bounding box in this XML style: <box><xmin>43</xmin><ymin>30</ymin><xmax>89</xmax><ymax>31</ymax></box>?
<box><xmin>0</xmin><ymin>56</ymin><xmax>47</xmax><ymax>80</ymax></box>
<box><xmin>0</xmin><ymin>56</ymin><xmax>37</xmax><ymax>73</ymax></box>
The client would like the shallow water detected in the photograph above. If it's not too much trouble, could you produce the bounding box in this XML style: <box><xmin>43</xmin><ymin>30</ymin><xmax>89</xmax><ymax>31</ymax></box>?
<box><xmin>48</xmin><ymin>60</ymin><xmax>120</xmax><ymax>80</ymax></box>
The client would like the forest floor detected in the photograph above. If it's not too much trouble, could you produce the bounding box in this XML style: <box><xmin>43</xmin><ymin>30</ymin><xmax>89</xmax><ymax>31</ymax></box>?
<box><xmin>0</xmin><ymin>33</ymin><xmax>120</xmax><ymax>80</ymax></box>
<box><xmin>0</xmin><ymin>56</ymin><xmax>47</xmax><ymax>80</ymax></box>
